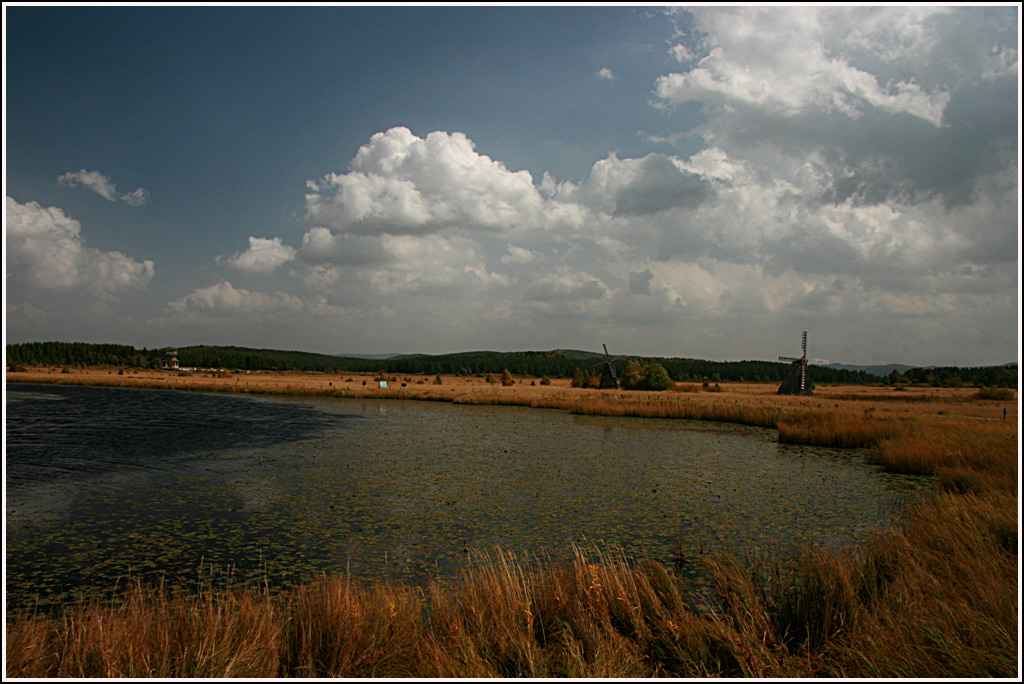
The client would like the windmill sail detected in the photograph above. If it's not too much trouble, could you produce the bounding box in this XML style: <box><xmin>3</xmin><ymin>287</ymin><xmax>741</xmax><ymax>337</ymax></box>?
<box><xmin>598</xmin><ymin>343</ymin><xmax>621</xmax><ymax>389</ymax></box>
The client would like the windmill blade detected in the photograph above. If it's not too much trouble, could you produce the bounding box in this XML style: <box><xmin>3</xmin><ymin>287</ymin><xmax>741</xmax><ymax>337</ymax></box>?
<box><xmin>778</xmin><ymin>356</ymin><xmax>803</xmax><ymax>363</ymax></box>
<box><xmin>594</xmin><ymin>343</ymin><xmax>622</xmax><ymax>388</ymax></box>
<box><xmin>602</xmin><ymin>344</ymin><xmax>623</xmax><ymax>362</ymax></box>
<box><xmin>807</xmin><ymin>358</ymin><xmax>830</xmax><ymax>366</ymax></box>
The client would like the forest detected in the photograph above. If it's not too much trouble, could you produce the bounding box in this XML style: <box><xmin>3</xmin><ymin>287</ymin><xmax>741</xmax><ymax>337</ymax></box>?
<box><xmin>6</xmin><ymin>341</ymin><xmax>1017</xmax><ymax>388</ymax></box>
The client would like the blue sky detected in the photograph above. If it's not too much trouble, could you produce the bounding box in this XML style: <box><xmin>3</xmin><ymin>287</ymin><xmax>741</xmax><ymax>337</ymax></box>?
<box><xmin>4</xmin><ymin>5</ymin><xmax>1020</xmax><ymax>366</ymax></box>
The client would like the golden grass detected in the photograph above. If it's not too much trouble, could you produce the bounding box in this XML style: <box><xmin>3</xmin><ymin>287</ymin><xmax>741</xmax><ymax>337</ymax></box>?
<box><xmin>778</xmin><ymin>409</ymin><xmax>903</xmax><ymax>448</ymax></box>
<box><xmin>5</xmin><ymin>367</ymin><xmax>1018</xmax><ymax>677</ymax></box>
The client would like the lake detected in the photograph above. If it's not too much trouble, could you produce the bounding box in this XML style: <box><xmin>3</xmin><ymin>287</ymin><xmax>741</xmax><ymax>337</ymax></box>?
<box><xmin>5</xmin><ymin>383</ymin><xmax>927</xmax><ymax>612</ymax></box>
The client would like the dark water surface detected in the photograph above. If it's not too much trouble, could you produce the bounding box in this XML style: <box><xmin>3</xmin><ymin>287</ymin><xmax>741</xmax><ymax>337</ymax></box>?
<box><xmin>5</xmin><ymin>383</ymin><xmax>927</xmax><ymax>612</ymax></box>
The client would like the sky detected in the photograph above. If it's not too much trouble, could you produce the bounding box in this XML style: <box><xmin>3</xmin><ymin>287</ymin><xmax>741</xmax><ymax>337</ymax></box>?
<box><xmin>3</xmin><ymin>5</ymin><xmax>1020</xmax><ymax>367</ymax></box>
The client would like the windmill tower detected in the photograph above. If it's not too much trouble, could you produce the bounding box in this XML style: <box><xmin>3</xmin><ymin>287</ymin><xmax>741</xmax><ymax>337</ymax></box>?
<box><xmin>777</xmin><ymin>332</ymin><xmax>827</xmax><ymax>395</ymax></box>
<box><xmin>597</xmin><ymin>343</ymin><xmax>622</xmax><ymax>389</ymax></box>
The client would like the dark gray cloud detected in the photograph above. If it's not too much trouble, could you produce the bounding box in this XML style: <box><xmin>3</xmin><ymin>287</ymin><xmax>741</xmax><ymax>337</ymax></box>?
<box><xmin>613</xmin><ymin>154</ymin><xmax>714</xmax><ymax>217</ymax></box>
<box><xmin>628</xmin><ymin>268</ymin><xmax>654</xmax><ymax>295</ymax></box>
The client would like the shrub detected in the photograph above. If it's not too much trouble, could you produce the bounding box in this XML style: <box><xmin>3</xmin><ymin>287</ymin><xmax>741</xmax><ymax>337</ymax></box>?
<box><xmin>539</xmin><ymin>376</ymin><xmax>551</xmax><ymax>386</ymax></box>
<box><xmin>571</xmin><ymin>368</ymin><xmax>587</xmax><ymax>388</ymax></box>
<box><xmin>501</xmin><ymin>369</ymin><xmax>515</xmax><ymax>387</ymax></box>
<box><xmin>972</xmin><ymin>386</ymin><xmax>1015</xmax><ymax>401</ymax></box>
<box><xmin>485</xmin><ymin>373</ymin><xmax>497</xmax><ymax>384</ymax></box>
<box><xmin>620</xmin><ymin>361</ymin><xmax>674</xmax><ymax>391</ymax></box>
<box><xmin>434</xmin><ymin>375</ymin><xmax>443</xmax><ymax>385</ymax></box>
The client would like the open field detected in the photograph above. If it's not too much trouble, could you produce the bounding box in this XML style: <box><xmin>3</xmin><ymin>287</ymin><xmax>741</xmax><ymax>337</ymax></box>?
<box><xmin>7</xmin><ymin>365</ymin><xmax>1016</xmax><ymax>420</ymax></box>
<box><xmin>5</xmin><ymin>367</ymin><xmax>1019</xmax><ymax>677</ymax></box>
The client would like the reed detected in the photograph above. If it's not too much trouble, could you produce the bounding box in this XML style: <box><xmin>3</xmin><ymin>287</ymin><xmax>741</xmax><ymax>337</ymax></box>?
<box><xmin>816</xmin><ymin>490</ymin><xmax>1018</xmax><ymax>677</ymax></box>
<box><xmin>5</xmin><ymin>580</ymin><xmax>280</xmax><ymax>678</ymax></box>
<box><xmin>564</xmin><ymin>397</ymin><xmax>782</xmax><ymax>429</ymax></box>
<box><xmin>870</xmin><ymin>418</ymin><xmax>1018</xmax><ymax>490</ymax></box>
<box><xmin>777</xmin><ymin>409</ymin><xmax>903</xmax><ymax>448</ymax></box>
<box><xmin>278</xmin><ymin>576</ymin><xmax>424</xmax><ymax>677</ymax></box>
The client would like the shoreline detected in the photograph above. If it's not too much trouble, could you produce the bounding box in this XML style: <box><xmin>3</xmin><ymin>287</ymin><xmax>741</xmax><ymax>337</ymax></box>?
<box><xmin>6</xmin><ymin>366</ymin><xmax>1012</xmax><ymax>424</ymax></box>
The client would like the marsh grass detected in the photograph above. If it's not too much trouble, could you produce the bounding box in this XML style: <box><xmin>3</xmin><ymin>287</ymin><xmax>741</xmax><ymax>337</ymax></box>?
<box><xmin>870</xmin><ymin>419</ymin><xmax>1018</xmax><ymax>488</ymax></box>
<box><xmin>778</xmin><ymin>409</ymin><xmax>903</xmax><ymax>448</ymax></box>
<box><xmin>563</xmin><ymin>397</ymin><xmax>782</xmax><ymax>429</ymax></box>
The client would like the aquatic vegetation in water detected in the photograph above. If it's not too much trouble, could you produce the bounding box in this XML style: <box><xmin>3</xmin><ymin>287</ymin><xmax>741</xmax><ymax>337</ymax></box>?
<box><xmin>5</xmin><ymin>390</ymin><xmax>925</xmax><ymax>613</ymax></box>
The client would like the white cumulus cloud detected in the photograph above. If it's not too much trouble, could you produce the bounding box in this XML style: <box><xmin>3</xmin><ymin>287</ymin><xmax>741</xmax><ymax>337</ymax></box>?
<box><xmin>6</xmin><ymin>196</ymin><xmax>154</xmax><ymax>295</ymax></box>
<box><xmin>304</xmin><ymin>127</ymin><xmax>546</xmax><ymax>239</ymax></box>
<box><xmin>657</xmin><ymin>7</ymin><xmax>951</xmax><ymax>126</ymax></box>
<box><xmin>168</xmin><ymin>281</ymin><xmax>303</xmax><ymax>314</ymax></box>
<box><xmin>223</xmin><ymin>236</ymin><xmax>297</xmax><ymax>274</ymax></box>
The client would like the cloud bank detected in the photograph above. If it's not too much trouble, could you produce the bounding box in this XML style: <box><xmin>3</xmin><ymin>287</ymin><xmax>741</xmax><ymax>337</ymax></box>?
<box><xmin>204</xmin><ymin>7</ymin><xmax>1014</xmax><ymax>363</ymax></box>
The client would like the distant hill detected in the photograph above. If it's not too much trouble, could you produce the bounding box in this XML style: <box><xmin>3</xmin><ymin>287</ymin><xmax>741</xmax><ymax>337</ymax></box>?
<box><xmin>551</xmin><ymin>348</ymin><xmax>607</xmax><ymax>361</ymax></box>
<box><xmin>831</xmin><ymin>361</ymin><xmax>1018</xmax><ymax>377</ymax></box>
<box><xmin>828</xmin><ymin>363</ymin><xmax>919</xmax><ymax>377</ymax></box>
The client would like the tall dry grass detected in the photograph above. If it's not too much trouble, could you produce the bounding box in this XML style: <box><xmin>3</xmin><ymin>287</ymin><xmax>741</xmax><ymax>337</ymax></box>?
<box><xmin>870</xmin><ymin>418</ymin><xmax>1018</xmax><ymax>490</ymax></box>
<box><xmin>5</xmin><ymin>582</ymin><xmax>280</xmax><ymax>678</ymax></box>
<box><xmin>817</xmin><ymin>490</ymin><xmax>1018</xmax><ymax>677</ymax></box>
<box><xmin>564</xmin><ymin>397</ymin><xmax>782</xmax><ymax>429</ymax></box>
<box><xmin>777</xmin><ymin>409</ymin><xmax>903</xmax><ymax>448</ymax></box>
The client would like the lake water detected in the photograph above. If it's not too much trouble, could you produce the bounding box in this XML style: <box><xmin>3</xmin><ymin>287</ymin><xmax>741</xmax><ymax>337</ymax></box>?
<box><xmin>5</xmin><ymin>383</ymin><xmax>927</xmax><ymax>612</ymax></box>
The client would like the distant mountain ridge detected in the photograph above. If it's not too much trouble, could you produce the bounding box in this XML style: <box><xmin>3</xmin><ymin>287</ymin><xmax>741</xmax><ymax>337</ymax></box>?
<box><xmin>829</xmin><ymin>361</ymin><xmax>1018</xmax><ymax>376</ymax></box>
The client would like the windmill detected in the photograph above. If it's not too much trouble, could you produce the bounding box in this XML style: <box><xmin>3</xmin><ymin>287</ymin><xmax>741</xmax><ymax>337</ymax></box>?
<box><xmin>597</xmin><ymin>343</ymin><xmax>622</xmax><ymax>389</ymax></box>
<box><xmin>777</xmin><ymin>331</ymin><xmax>828</xmax><ymax>396</ymax></box>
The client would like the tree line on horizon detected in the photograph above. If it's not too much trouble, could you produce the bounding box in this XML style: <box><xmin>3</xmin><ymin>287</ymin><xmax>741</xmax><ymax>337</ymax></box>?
<box><xmin>5</xmin><ymin>341</ymin><xmax>1017</xmax><ymax>388</ymax></box>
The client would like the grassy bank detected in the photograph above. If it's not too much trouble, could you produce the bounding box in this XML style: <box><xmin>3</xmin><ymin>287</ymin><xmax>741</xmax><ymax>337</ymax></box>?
<box><xmin>5</xmin><ymin>370</ymin><xmax>1018</xmax><ymax>677</ymax></box>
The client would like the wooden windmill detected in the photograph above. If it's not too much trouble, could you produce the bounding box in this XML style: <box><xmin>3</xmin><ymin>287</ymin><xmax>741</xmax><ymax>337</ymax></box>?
<box><xmin>597</xmin><ymin>343</ymin><xmax>622</xmax><ymax>389</ymax></box>
<box><xmin>777</xmin><ymin>331</ymin><xmax>827</xmax><ymax>396</ymax></box>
